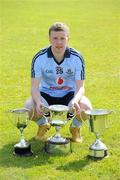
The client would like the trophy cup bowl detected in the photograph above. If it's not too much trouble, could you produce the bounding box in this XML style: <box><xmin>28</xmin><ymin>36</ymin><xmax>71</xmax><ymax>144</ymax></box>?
<box><xmin>7</xmin><ymin>108</ymin><xmax>33</xmax><ymax>156</ymax></box>
<box><xmin>44</xmin><ymin>105</ymin><xmax>74</xmax><ymax>155</ymax></box>
<box><xmin>85</xmin><ymin>109</ymin><xmax>112</xmax><ymax>159</ymax></box>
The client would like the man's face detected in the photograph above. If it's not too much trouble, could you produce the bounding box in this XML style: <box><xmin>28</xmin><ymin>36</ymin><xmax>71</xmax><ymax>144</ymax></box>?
<box><xmin>49</xmin><ymin>31</ymin><xmax>69</xmax><ymax>55</ymax></box>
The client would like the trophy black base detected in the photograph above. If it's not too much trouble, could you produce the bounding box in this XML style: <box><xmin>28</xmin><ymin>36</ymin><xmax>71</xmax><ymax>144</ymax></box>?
<box><xmin>13</xmin><ymin>143</ymin><xmax>33</xmax><ymax>157</ymax></box>
<box><xmin>88</xmin><ymin>148</ymin><xmax>109</xmax><ymax>160</ymax></box>
<box><xmin>45</xmin><ymin>139</ymin><xmax>71</xmax><ymax>155</ymax></box>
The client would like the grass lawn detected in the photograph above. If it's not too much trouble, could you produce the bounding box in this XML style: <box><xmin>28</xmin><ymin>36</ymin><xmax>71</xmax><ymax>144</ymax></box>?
<box><xmin>0</xmin><ymin>0</ymin><xmax>120</xmax><ymax>179</ymax></box>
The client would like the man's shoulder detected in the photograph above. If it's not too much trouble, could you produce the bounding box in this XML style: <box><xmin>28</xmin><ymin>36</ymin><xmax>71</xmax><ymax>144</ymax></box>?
<box><xmin>69</xmin><ymin>47</ymin><xmax>80</xmax><ymax>55</ymax></box>
<box><xmin>32</xmin><ymin>46</ymin><xmax>49</xmax><ymax>62</ymax></box>
<box><xmin>69</xmin><ymin>47</ymin><xmax>84</xmax><ymax>62</ymax></box>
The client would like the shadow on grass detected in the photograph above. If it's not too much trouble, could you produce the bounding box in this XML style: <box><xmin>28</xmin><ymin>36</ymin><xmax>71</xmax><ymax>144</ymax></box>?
<box><xmin>56</xmin><ymin>157</ymin><xmax>91</xmax><ymax>171</ymax></box>
<box><xmin>0</xmin><ymin>137</ymin><xmax>93</xmax><ymax>170</ymax></box>
<box><xmin>0</xmin><ymin>137</ymin><xmax>52</xmax><ymax>168</ymax></box>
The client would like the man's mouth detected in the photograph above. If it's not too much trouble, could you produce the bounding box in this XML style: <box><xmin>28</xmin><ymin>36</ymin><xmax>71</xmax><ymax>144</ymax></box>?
<box><xmin>56</xmin><ymin>46</ymin><xmax>63</xmax><ymax>49</ymax></box>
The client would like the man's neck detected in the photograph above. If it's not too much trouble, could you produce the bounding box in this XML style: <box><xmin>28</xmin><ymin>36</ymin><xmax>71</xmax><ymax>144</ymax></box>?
<box><xmin>53</xmin><ymin>53</ymin><xmax>64</xmax><ymax>62</ymax></box>
<box><xmin>51</xmin><ymin>47</ymin><xmax>65</xmax><ymax>62</ymax></box>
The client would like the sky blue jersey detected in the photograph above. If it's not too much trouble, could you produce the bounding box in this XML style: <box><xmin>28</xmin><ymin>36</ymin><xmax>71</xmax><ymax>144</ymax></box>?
<box><xmin>31</xmin><ymin>46</ymin><xmax>85</xmax><ymax>97</ymax></box>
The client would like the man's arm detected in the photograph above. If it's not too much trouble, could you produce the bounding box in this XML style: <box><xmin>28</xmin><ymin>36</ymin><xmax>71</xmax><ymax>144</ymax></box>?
<box><xmin>71</xmin><ymin>80</ymin><xmax>85</xmax><ymax>112</ymax></box>
<box><xmin>31</xmin><ymin>78</ymin><xmax>43</xmax><ymax>115</ymax></box>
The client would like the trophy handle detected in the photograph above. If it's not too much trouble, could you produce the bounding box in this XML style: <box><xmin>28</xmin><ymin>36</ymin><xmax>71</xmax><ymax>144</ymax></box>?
<box><xmin>42</xmin><ymin>106</ymin><xmax>50</xmax><ymax>118</ymax></box>
<box><xmin>68</xmin><ymin>107</ymin><xmax>89</xmax><ymax>126</ymax></box>
<box><xmin>27</xmin><ymin>107</ymin><xmax>35</xmax><ymax>120</ymax></box>
<box><xmin>68</xmin><ymin>106</ymin><xmax>76</xmax><ymax>120</ymax></box>
<box><xmin>79</xmin><ymin>109</ymin><xmax>89</xmax><ymax>126</ymax></box>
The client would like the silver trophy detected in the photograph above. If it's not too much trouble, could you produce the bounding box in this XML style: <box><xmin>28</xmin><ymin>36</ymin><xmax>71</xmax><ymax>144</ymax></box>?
<box><xmin>85</xmin><ymin>109</ymin><xmax>112</xmax><ymax>159</ymax></box>
<box><xmin>7</xmin><ymin>108</ymin><xmax>33</xmax><ymax>156</ymax></box>
<box><xmin>43</xmin><ymin>105</ymin><xmax>74</xmax><ymax>154</ymax></box>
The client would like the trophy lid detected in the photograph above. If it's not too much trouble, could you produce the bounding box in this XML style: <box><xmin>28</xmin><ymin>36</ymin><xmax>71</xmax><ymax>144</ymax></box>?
<box><xmin>9</xmin><ymin>108</ymin><xmax>29</xmax><ymax>114</ymax></box>
<box><xmin>86</xmin><ymin>109</ymin><xmax>112</xmax><ymax>116</ymax></box>
<box><xmin>49</xmin><ymin>105</ymin><xmax>69</xmax><ymax>112</ymax></box>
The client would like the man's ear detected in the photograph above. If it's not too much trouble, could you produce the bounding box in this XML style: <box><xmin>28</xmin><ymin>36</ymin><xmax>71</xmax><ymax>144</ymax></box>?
<box><xmin>49</xmin><ymin>36</ymin><xmax>51</xmax><ymax>44</ymax></box>
<box><xmin>67</xmin><ymin>36</ymin><xmax>69</xmax><ymax>44</ymax></box>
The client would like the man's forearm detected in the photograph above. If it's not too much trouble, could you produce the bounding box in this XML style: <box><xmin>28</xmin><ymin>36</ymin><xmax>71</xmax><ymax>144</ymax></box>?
<box><xmin>31</xmin><ymin>88</ymin><xmax>41</xmax><ymax>104</ymax></box>
<box><xmin>74</xmin><ymin>86</ymin><xmax>85</xmax><ymax>101</ymax></box>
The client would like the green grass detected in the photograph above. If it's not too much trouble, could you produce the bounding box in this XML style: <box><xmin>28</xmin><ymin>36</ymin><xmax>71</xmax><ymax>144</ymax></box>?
<box><xmin>0</xmin><ymin>0</ymin><xmax>120</xmax><ymax>179</ymax></box>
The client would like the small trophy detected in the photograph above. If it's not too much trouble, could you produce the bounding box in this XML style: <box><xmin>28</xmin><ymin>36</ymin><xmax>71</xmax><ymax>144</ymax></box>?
<box><xmin>86</xmin><ymin>109</ymin><xmax>112</xmax><ymax>159</ymax></box>
<box><xmin>44</xmin><ymin>105</ymin><xmax>74</xmax><ymax>154</ymax></box>
<box><xmin>8</xmin><ymin>108</ymin><xmax>33</xmax><ymax>156</ymax></box>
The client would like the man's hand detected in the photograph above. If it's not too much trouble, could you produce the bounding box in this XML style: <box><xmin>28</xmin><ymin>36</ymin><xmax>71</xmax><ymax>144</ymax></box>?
<box><xmin>71</xmin><ymin>99</ymin><xmax>81</xmax><ymax>114</ymax></box>
<box><xmin>71</xmin><ymin>80</ymin><xmax>85</xmax><ymax>114</ymax></box>
<box><xmin>35</xmin><ymin>101</ymin><xmax>44</xmax><ymax>116</ymax></box>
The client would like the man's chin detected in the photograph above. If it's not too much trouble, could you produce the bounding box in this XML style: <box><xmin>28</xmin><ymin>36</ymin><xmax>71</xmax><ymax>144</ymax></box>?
<box><xmin>55</xmin><ymin>48</ymin><xmax>65</xmax><ymax>53</ymax></box>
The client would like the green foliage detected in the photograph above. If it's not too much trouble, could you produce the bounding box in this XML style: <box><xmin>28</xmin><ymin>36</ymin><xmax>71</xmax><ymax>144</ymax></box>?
<box><xmin>0</xmin><ymin>0</ymin><xmax>120</xmax><ymax>179</ymax></box>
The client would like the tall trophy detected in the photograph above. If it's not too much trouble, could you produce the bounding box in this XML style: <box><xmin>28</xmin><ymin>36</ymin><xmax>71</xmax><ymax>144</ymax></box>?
<box><xmin>7</xmin><ymin>108</ymin><xmax>33</xmax><ymax>156</ymax></box>
<box><xmin>85</xmin><ymin>109</ymin><xmax>112</xmax><ymax>159</ymax></box>
<box><xmin>44</xmin><ymin>105</ymin><xmax>74</xmax><ymax>155</ymax></box>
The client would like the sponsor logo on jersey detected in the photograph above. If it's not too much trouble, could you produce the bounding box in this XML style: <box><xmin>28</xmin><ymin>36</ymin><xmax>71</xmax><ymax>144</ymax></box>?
<box><xmin>56</xmin><ymin>77</ymin><xmax>64</xmax><ymax>85</ymax></box>
<box><xmin>50</xmin><ymin>86</ymin><xmax>72</xmax><ymax>90</ymax></box>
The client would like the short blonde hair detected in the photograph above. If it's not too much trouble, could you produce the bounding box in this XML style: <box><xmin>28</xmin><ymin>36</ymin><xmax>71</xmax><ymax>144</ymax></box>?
<box><xmin>49</xmin><ymin>22</ymin><xmax>69</xmax><ymax>36</ymax></box>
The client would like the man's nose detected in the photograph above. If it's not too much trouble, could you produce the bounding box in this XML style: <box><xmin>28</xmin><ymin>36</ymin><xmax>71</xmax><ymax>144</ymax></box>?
<box><xmin>57</xmin><ymin>39</ymin><xmax>62</xmax><ymax>44</ymax></box>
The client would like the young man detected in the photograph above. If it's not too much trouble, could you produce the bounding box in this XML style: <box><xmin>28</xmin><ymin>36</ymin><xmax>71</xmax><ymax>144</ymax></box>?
<box><xmin>25</xmin><ymin>22</ymin><xmax>92</xmax><ymax>142</ymax></box>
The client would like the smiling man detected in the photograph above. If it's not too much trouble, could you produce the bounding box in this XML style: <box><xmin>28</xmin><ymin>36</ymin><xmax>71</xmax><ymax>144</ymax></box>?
<box><xmin>25</xmin><ymin>22</ymin><xmax>92</xmax><ymax>142</ymax></box>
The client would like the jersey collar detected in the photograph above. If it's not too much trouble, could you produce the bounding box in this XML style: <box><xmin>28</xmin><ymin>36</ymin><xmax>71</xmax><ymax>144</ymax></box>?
<box><xmin>47</xmin><ymin>46</ymin><xmax>71</xmax><ymax>58</ymax></box>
